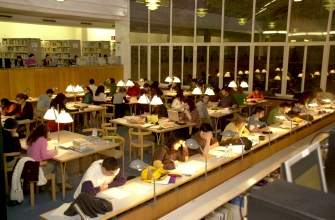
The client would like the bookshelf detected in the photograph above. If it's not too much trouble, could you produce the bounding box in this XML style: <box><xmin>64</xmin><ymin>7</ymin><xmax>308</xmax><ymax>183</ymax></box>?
<box><xmin>1</xmin><ymin>38</ymin><xmax>41</xmax><ymax>66</ymax></box>
<box><xmin>41</xmin><ymin>40</ymin><xmax>81</xmax><ymax>66</ymax></box>
<box><xmin>82</xmin><ymin>41</ymin><xmax>111</xmax><ymax>57</ymax></box>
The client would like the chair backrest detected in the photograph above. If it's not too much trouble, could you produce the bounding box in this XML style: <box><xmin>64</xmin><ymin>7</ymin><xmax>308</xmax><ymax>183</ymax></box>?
<box><xmin>101</xmin><ymin>136</ymin><xmax>125</xmax><ymax>153</ymax></box>
<box><xmin>4</xmin><ymin>152</ymin><xmax>21</xmax><ymax>171</ymax></box>
<box><xmin>103</xmin><ymin>126</ymin><xmax>118</xmax><ymax>135</ymax></box>
<box><xmin>82</xmin><ymin>128</ymin><xmax>105</xmax><ymax>137</ymax></box>
<box><xmin>101</xmin><ymin>123</ymin><xmax>111</xmax><ymax>128</ymax></box>
<box><xmin>100</xmin><ymin>104</ymin><xmax>115</xmax><ymax>114</ymax></box>
<box><xmin>128</xmin><ymin>128</ymin><xmax>152</xmax><ymax>144</ymax></box>
<box><xmin>34</xmin><ymin>108</ymin><xmax>47</xmax><ymax>124</ymax></box>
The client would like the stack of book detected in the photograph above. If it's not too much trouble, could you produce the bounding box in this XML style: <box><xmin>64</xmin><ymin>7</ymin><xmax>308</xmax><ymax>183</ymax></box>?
<box><xmin>72</xmin><ymin>138</ymin><xmax>92</xmax><ymax>152</ymax></box>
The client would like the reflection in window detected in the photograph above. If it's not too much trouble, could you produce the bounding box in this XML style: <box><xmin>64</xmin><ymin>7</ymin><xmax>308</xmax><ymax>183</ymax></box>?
<box><xmin>131</xmin><ymin>46</ymin><xmax>139</xmax><ymax>79</ymax></box>
<box><xmin>197</xmin><ymin>46</ymin><xmax>207</xmax><ymax>86</ymax></box>
<box><xmin>172</xmin><ymin>0</ymin><xmax>195</xmax><ymax>42</ymax></box>
<box><xmin>183</xmin><ymin>46</ymin><xmax>193</xmax><ymax>86</ymax></box>
<box><xmin>327</xmin><ymin>46</ymin><xmax>335</xmax><ymax>93</ymax></box>
<box><xmin>140</xmin><ymin>46</ymin><xmax>148</xmax><ymax>80</ymax></box>
<box><xmin>151</xmin><ymin>46</ymin><xmax>159</xmax><ymax>82</ymax></box>
<box><xmin>288</xmin><ymin>46</ymin><xmax>304</xmax><ymax>94</ymax></box>
<box><xmin>150</xmin><ymin>2</ymin><xmax>170</xmax><ymax>43</ymax></box>
<box><xmin>305</xmin><ymin>46</ymin><xmax>323</xmax><ymax>92</ymax></box>
<box><xmin>130</xmin><ymin>1</ymin><xmax>148</xmax><ymax>43</ymax></box>
<box><xmin>268</xmin><ymin>46</ymin><xmax>284</xmax><ymax>94</ymax></box>
<box><xmin>254</xmin><ymin>46</ymin><xmax>268</xmax><ymax>92</ymax></box>
<box><xmin>223</xmin><ymin>46</ymin><xmax>236</xmax><ymax>87</ymax></box>
<box><xmin>209</xmin><ymin>46</ymin><xmax>220</xmax><ymax>89</ymax></box>
<box><xmin>173</xmin><ymin>46</ymin><xmax>182</xmax><ymax>83</ymax></box>
<box><xmin>237</xmin><ymin>46</ymin><xmax>250</xmax><ymax>90</ymax></box>
<box><xmin>161</xmin><ymin>46</ymin><xmax>169</xmax><ymax>84</ymax></box>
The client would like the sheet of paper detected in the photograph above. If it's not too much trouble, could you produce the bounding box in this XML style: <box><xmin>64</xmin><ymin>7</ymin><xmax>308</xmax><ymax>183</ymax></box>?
<box><xmin>141</xmin><ymin>123</ymin><xmax>154</xmax><ymax>128</ymax></box>
<box><xmin>208</xmin><ymin>150</ymin><xmax>226</xmax><ymax>158</ymax></box>
<box><xmin>123</xmin><ymin>182</ymin><xmax>153</xmax><ymax>194</ymax></box>
<box><xmin>231</xmin><ymin>145</ymin><xmax>244</xmax><ymax>154</ymax></box>
<box><xmin>53</xmin><ymin>149</ymin><xmax>69</xmax><ymax>158</ymax></box>
<box><xmin>149</xmin><ymin>176</ymin><xmax>171</xmax><ymax>185</ymax></box>
<box><xmin>47</xmin><ymin>140</ymin><xmax>59</xmax><ymax>150</ymax></box>
<box><xmin>101</xmin><ymin>187</ymin><xmax>131</xmax><ymax>200</ymax></box>
<box><xmin>51</xmin><ymin>203</ymin><xmax>71</xmax><ymax>216</ymax></box>
<box><xmin>172</xmin><ymin>160</ymin><xmax>205</xmax><ymax>176</ymax></box>
<box><xmin>60</xmin><ymin>141</ymin><xmax>73</xmax><ymax>148</ymax></box>
<box><xmin>212</xmin><ymin>146</ymin><xmax>228</xmax><ymax>151</ymax></box>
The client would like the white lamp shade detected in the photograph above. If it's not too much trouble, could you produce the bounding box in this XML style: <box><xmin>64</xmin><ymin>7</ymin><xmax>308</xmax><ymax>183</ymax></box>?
<box><xmin>74</xmin><ymin>85</ymin><xmax>84</xmax><ymax>92</ymax></box>
<box><xmin>66</xmin><ymin>85</ymin><xmax>75</xmax><ymax>92</ymax></box>
<box><xmin>56</xmin><ymin>110</ymin><xmax>73</xmax><ymax>123</ymax></box>
<box><xmin>238</xmin><ymin>70</ymin><xmax>243</xmax><ymax>75</ymax></box>
<box><xmin>274</xmin><ymin>75</ymin><xmax>281</xmax><ymax>80</ymax></box>
<box><xmin>275</xmin><ymin>68</ymin><xmax>280</xmax><ymax>71</ymax></box>
<box><xmin>216</xmin><ymin>72</ymin><xmax>220</xmax><ymax>77</ymax></box>
<box><xmin>308</xmin><ymin>103</ymin><xmax>318</xmax><ymax>107</ymax></box>
<box><xmin>192</xmin><ymin>87</ymin><xmax>203</xmax><ymax>95</ymax></box>
<box><xmin>138</xmin><ymin>94</ymin><xmax>150</xmax><ymax>104</ymax></box>
<box><xmin>228</xmin><ymin>81</ymin><xmax>237</xmax><ymax>88</ymax></box>
<box><xmin>165</xmin><ymin>77</ymin><xmax>172</xmax><ymax>82</ymax></box>
<box><xmin>322</xmin><ymin>99</ymin><xmax>331</xmax><ymax>102</ymax></box>
<box><xmin>204</xmin><ymin>88</ymin><xmax>215</xmax><ymax>95</ymax></box>
<box><xmin>140</xmin><ymin>78</ymin><xmax>144</xmax><ymax>82</ymax></box>
<box><xmin>150</xmin><ymin>95</ymin><xmax>163</xmax><ymax>105</ymax></box>
<box><xmin>314</xmin><ymin>71</ymin><xmax>320</xmax><ymax>76</ymax></box>
<box><xmin>173</xmin><ymin>77</ymin><xmax>181</xmax><ymax>83</ymax></box>
<box><xmin>240</xmin><ymin>81</ymin><xmax>249</xmax><ymax>88</ymax></box>
<box><xmin>126</xmin><ymin>80</ymin><xmax>135</xmax><ymax>87</ymax></box>
<box><xmin>245</xmin><ymin>70</ymin><xmax>249</xmax><ymax>74</ymax></box>
<box><xmin>330</xmin><ymin>69</ymin><xmax>335</xmax><ymax>74</ymax></box>
<box><xmin>255</xmin><ymin>69</ymin><xmax>260</xmax><ymax>73</ymax></box>
<box><xmin>43</xmin><ymin>108</ymin><xmax>59</xmax><ymax>120</ymax></box>
<box><xmin>224</xmin><ymin>72</ymin><xmax>231</xmax><ymax>77</ymax></box>
<box><xmin>117</xmin><ymin>80</ymin><xmax>126</xmax><ymax>87</ymax></box>
<box><xmin>298</xmin><ymin>73</ymin><xmax>303</xmax><ymax>77</ymax></box>
<box><xmin>262</xmin><ymin>69</ymin><xmax>267</xmax><ymax>73</ymax></box>
<box><xmin>287</xmin><ymin>76</ymin><xmax>290</xmax><ymax>80</ymax></box>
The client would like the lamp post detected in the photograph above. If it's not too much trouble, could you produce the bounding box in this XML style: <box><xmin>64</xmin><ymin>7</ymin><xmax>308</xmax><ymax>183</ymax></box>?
<box><xmin>185</xmin><ymin>139</ymin><xmax>207</xmax><ymax>179</ymax></box>
<box><xmin>221</xmin><ymin>130</ymin><xmax>244</xmax><ymax>161</ymax></box>
<box><xmin>129</xmin><ymin>159</ymin><xmax>156</xmax><ymax>206</ymax></box>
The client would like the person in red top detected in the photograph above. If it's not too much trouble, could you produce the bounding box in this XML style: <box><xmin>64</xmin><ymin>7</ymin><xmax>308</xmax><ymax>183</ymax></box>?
<box><xmin>127</xmin><ymin>80</ymin><xmax>141</xmax><ymax>97</ymax></box>
<box><xmin>247</xmin><ymin>87</ymin><xmax>264</xmax><ymax>100</ymax></box>
<box><xmin>1</xmin><ymin>98</ymin><xmax>17</xmax><ymax>116</ymax></box>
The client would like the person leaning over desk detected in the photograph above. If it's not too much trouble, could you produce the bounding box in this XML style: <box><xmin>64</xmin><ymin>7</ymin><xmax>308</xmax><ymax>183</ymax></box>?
<box><xmin>222</xmin><ymin>112</ymin><xmax>250</xmax><ymax>141</ymax></box>
<box><xmin>103</xmin><ymin>78</ymin><xmax>117</xmax><ymax>97</ymax></box>
<box><xmin>153</xmin><ymin>132</ymin><xmax>189</xmax><ymax>170</ymax></box>
<box><xmin>74</xmin><ymin>157</ymin><xmax>126</xmax><ymax>198</ymax></box>
<box><xmin>14</xmin><ymin>55</ymin><xmax>25</xmax><ymax>67</ymax></box>
<box><xmin>1</xmin><ymin>98</ymin><xmax>17</xmax><ymax>116</ymax></box>
<box><xmin>247</xmin><ymin>106</ymin><xmax>269</xmax><ymax>133</ymax></box>
<box><xmin>189</xmin><ymin>123</ymin><xmax>219</xmax><ymax>156</ymax></box>
<box><xmin>267</xmin><ymin>102</ymin><xmax>291</xmax><ymax>125</ymax></box>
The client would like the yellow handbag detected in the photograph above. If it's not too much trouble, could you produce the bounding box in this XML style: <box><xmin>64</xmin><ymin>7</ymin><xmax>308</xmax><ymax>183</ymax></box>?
<box><xmin>146</xmin><ymin>115</ymin><xmax>159</xmax><ymax>124</ymax></box>
<box><xmin>141</xmin><ymin>166</ymin><xmax>169</xmax><ymax>182</ymax></box>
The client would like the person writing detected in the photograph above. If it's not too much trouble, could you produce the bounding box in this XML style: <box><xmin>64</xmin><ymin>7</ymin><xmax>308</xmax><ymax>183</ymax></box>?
<box><xmin>14</xmin><ymin>56</ymin><xmax>25</xmax><ymax>68</ymax></box>
<box><xmin>267</xmin><ymin>102</ymin><xmax>291</xmax><ymax>125</ymax></box>
<box><xmin>153</xmin><ymin>132</ymin><xmax>188</xmax><ymax>170</ymax></box>
<box><xmin>2</xmin><ymin>118</ymin><xmax>22</xmax><ymax>168</ymax></box>
<box><xmin>1</xmin><ymin>98</ymin><xmax>17</xmax><ymax>116</ymax></box>
<box><xmin>189</xmin><ymin>123</ymin><xmax>219</xmax><ymax>156</ymax></box>
<box><xmin>25</xmin><ymin>53</ymin><xmax>38</xmax><ymax>67</ymax></box>
<box><xmin>12</xmin><ymin>93</ymin><xmax>34</xmax><ymax>120</ymax></box>
<box><xmin>247</xmin><ymin>87</ymin><xmax>264</xmax><ymax>100</ymax></box>
<box><xmin>222</xmin><ymin>113</ymin><xmax>250</xmax><ymax>140</ymax></box>
<box><xmin>42</xmin><ymin>54</ymin><xmax>52</xmax><ymax>67</ymax></box>
<box><xmin>180</xmin><ymin>98</ymin><xmax>200</xmax><ymax>128</ymax></box>
<box><xmin>36</xmin><ymin>89</ymin><xmax>54</xmax><ymax>117</ymax></box>
<box><xmin>247</xmin><ymin>106</ymin><xmax>269</xmax><ymax>132</ymax></box>
<box><xmin>74</xmin><ymin>157</ymin><xmax>126</xmax><ymax>198</ymax></box>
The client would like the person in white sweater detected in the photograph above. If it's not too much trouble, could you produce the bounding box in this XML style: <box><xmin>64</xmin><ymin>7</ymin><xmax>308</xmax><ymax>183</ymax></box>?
<box><xmin>171</xmin><ymin>90</ymin><xmax>184</xmax><ymax>109</ymax></box>
<box><xmin>94</xmin><ymin>85</ymin><xmax>107</xmax><ymax>102</ymax></box>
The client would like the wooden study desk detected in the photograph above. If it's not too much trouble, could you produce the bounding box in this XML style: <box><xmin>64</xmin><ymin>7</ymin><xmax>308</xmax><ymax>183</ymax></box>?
<box><xmin>1</xmin><ymin>116</ymin><xmax>35</xmax><ymax>136</ymax></box>
<box><xmin>208</xmin><ymin>108</ymin><xmax>238</xmax><ymax>139</ymax></box>
<box><xmin>39</xmin><ymin>111</ymin><xmax>335</xmax><ymax>220</ymax></box>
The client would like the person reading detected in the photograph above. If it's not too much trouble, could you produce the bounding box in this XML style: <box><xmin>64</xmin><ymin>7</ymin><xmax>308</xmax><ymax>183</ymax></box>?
<box><xmin>189</xmin><ymin>123</ymin><xmax>219</xmax><ymax>156</ymax></box>
<box><xmin>222</xmin><ymin>113</ymin><xmax>250</xmax><ymax>141</ymax></box>
<box><xmin>74</xmin><ymin>157</ymin><xmax>126</xmax><ymax>198</ymax></box>
<box><xmin>247</xmin><ymin>106</ymin><xmax>269</xmax><ymax>132</ymax></box>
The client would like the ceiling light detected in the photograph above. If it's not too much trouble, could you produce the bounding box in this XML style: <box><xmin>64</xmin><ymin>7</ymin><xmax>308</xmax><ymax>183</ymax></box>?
<box><xmin>275</xmin><ymin>68</ymin><xmax>280</xmax><ymax>71</ymax></box>
<box><xmin>330</xmin><ymin>69</ymin><xmax>335</xmax><ymax>74</ymax></box>
<box><xmin>314</xmin><ymin>71</ymin><xmax>320</xmax><ymax>76</ymax></box>
<box><xmin>224</xmin><ymin>72</ymin><xmax>231</xmax><ymax>77</ymax></box>
<box><xmin>240</xmin><ymin>81</ymin><xmax>249</xmax><ymax>88</ymax></box>
<box><xmin>56</xmin><ymin>0</ymin><xmax>65</xmax><ymax>1</ymax></box>
<box><xmin>255</xmin><ymin>69</ymin><xmax>260</xmax><ymax>73</ymax></box>
<box><xmin>228</xmin><ymin>81</ymin><xmax>237</xmax><ymax>88</ymax></box>
<box><xmin>173</xmin><ymin>77</ymin><xmax>181</xmax><ymax>83</ymax></box>
<box><xmin>238</xmin><ymin>18</ymin><xmax>247</xmax><ymax>26</ymax></box>
<box><xmin>262</xmin><ymin>69</ymin><xmax>267</xmax><ymax>73</ymax></box>
<box><xmin>197</xmin><ymin>8</ymin><xmax>207</xmax><ymax>17</ymax></box>
<box><xmin>238</xmin><ymin>70</ymin><xmax>243</xmax><ymax>75</ymax></box>
<box><xmin>298</xmin><ymin>73</ymin><xmax>303</xmax><ymax>77</ymax></box>
<box><xmin>294</xmin><ymin>0</ymin><xmax>302</xmax><ymax>2</ymax></box>
<box><xmin>268</xmin><ymin>22</ymin><xmax>276</xmax><ymax>29</ymax></box>
<box><xmin>274</xmin><ymin>75</ymin><xmax>281</xmax><ymax>80</ymax></box>
<box><xmin>245</xmin><ymin>70</ymin><xmax>249</xmax><ymax>74</ymax></box>
<box><xmin>146</xmin><ymin>0</ymin><xmax>160</xmax><ymax>10</ymax></box>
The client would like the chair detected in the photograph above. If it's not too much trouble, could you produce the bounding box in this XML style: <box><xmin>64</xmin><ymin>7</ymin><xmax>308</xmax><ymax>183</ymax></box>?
<box><xmin>34</xmin><ymin>108</ymin><xmax>47</xmax><ymax>125</ymax></box>
<box><xmin>29</xmin><ymin>161</ymin><xmax>56</xmax><ymax>206</ymax></box>
<box><xmin>102</xmin><ymin>124</ymin><xmax>118</xmax><ymax>136</ymax></box>
<box><xmin>99</xmin><ymin>104</ymin><xmax>115</xmax><ymax>123</ymax></box>
<box><xmin>98</xmin><ymin>136</ymin><xmax>125</xmax><ymax>172</ymax></box>
<box><xmin>129</xmin><ymin>128</ymin><xmax>155</xmax><ymax>161</ymax></box>
<box><xmin>4</xmin><ymin>152</ymin><xmax>21</xmax><ymax>193</ymax></box>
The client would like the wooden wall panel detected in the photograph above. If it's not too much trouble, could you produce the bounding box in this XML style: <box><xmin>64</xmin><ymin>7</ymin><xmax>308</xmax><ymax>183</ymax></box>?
<box><xmin>0</xmin><ymin>69</ymin><xmax>10</xmax><ymax>99</ymax></box>
<box><xmin>58</xmin><ymin>67</ymin><xmax>79</xmax><ymax>94</ymax></box>
<box><xmin>34</xmin><ymin>68</ymin><xmax>59</xmax><ymax>96</ymax></box>
<box><xmin>177</xmin><ymin>179</ymin><xmax>206</xmax><ymax>206</ymax></box>
<box><xmin>77</xmin><ymin>67</ymin><xmax>94</xmax><ymax>87</ymax></box>
<box><xmin>8</xmin><ymin>68</ymin><xmax>36</xmax><ymax>99</ymax></box>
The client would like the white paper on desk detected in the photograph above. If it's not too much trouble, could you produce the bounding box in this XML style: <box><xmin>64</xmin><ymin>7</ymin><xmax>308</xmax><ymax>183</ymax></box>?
<box><xmin>150</xmin><ymin>176</ymin><xmax>171</xmax><ymax>185</ymax></box>
<box><xmin>123</xmin><ymin>182</ymin><xmax>153</xmax><ymax>194</ymax></box>
<box><xmin>149</xmin><ymin>125</ymin><xmax>161</xmax><ymax>129</ymax></box>
<box><xmin>51</xmin><ymin>203</ymin><xmax>71</xmax><ymax>216</ymax></box>
<box><xmin>141</xmin><ymin>123</ymin><xmax>154</xmax><ymax>128</ymax></box>
<box><xmin>60</xmin><ymin>141</ymin><xmax>73</xmax><ymax>148</ymax></box>
<box><xmin>47</xmin><ymin>140</ymin><xmax>59</xmax><ymax>150</ymax></box>
<box><xmin>172</xmin><ymin>160</ymin><xmax>205</xmax><ymax>176</ymax></box>
<box><xmin>212</xmin><ymin>146</ymin><xmax>227</xmax><ymax>151</ymax></box>
<box><xmin>101</xmin><ymin>187</ymin><xmax>131</xmax><ymax>200</ymax></box>
<box><xmin>230</xmin><ymin>145</ymin><xmax>244</xmax><ymax>154</ymax></box>
<box><xmin>53</xmin><ymin>149</ymin><xmax>69</xmax><ymax>158</ymax></box>
<box><xmin>209</xmin><ymin>150</ymin><xmax>226</xmax><ymax>158</ymax></box>
<box><xmin>113</xmin><ymin>118</ymin><xmax>127</xmax><ymax>123</ymax></box>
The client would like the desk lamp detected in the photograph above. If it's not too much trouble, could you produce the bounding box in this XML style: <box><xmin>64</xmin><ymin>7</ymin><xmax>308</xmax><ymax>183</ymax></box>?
<box><xmin>173</xmin><ymin>77</ymin><xmax>181</xmax><ymax>83</ymax></box>
<box><xmin>138</xmin><ymin>94</ymin><xmax>151</xmax><ymax>113</ymax></box>
<box><xmin>117</xmin><ymin>80</ymin><xmax>126</xmax><ymax>87</ymax></box>
<box><xmin>228</xmin><ymin>81</ymin><xmax>237</xmax><ymax>88</ymax></box>
<box><xmin>240</xmin><ymin>81</ymin><xmax>248</xmax><ymax>88</ymax></box>
<box><xmin>24</xmin><ymin>88</ymin><xmax>30</xmax><ymax>95</ymax></box>
<box><xmin>204</xmin><ymin>87</ymin><xmax>215</xmax><ymax>96</ymax></box>
<box><xmin>276</xmin><ymin>114</ymin><xmax>292</xmax><ymax>135</ymax></box>
<box><xmin>130</xmin><ymin>159</ymin><xmax>156</xmax><ymax>206</ymax></box>
<box><xmin>73</xmin><ymin>203</ymin><xmax>89</xmax><ymax>220</ymax></box>
<box><xmin>224</xmin><ymin>72</ymin><xmax>231</xmax><ymax>77</ymax></box>
<box><xmin>221</xmin><ymin>130</ymin><xmax>244</xmax><ymax>161</ymax></box>
<box><xmin>185</xmin><ymin>138</ymin><xmax>208</xmax><ymax>179</ymax></box>
<box><xmin>126</xmin><ymin>80</ymin><xmax>135</xmax><ymax>87</ymax></box>
<box><xmin>150</xmin><ymin>95</ymin><xmax>163</xmax><ymax>115</ymax></box>
<box><xmin>192</xmin><ymin>87</ymin><xmax>202</xmax><ymax>103</ymax></box>
<box><xmin>44</xmin><ymin>105</ymin><xmax>73</xmax><ymax>146</ymax></box>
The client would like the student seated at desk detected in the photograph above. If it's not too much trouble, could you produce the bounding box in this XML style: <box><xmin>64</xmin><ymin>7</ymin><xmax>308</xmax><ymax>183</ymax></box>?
<box><xmin>25</xmin><ymin>53</ymin><xmax>38</xmax><ymax>67</ymax></box>
<box><xmin>36</xmin><ymin>89</ymin><xmax>54</xmax><ymax>117</ymax></box>
<box><xmin>14</xmin><ymin>55</ymin><xmax>25</xmax><ymax>68</ymax></box>
<box><xmin>94</xmin><ymin>85</ymin><xmax>107</xmax><ymax>104</ymax></box>
<box><xmin>180</xmin><ymin>98</ymin><xmax>200</xmax><ymax>128</ymax></box>
<box><xmin>153</xmin><ymin>132</ymin><xmax>188</xmax><ymax>170</ymax></box>
<box><xmin>171</xmin><ymin>90</ymin><xmax>184</xmax><ymax>109</ymax></box>
<box><xmin>103</xmin><ymin>78</ymin><xmax>117</xmax><ymax>97</ymax></box>
<box><xmin>267</xmin><ymin>102</ymin><xmax>291</xmax><ymax>125</ymax></box>
<box><xmin>74</xmin><ymin>157</ymin><xmax>126</xmax><ymax>198</ymax></box>
<box><xmin>247</xmin><ymin>87</ymin><xmax>264</xmax><ymax>100</ymax></box>
<box><xmin>222</xmin><ymin>113</ymin><xmax>250</xmax><ymax>141</ymax></box>
<box><xmin>79</xmin><ymin>86</ymin><xmax>93</xmax><ymax>104</ymax></box>
<box><xmin>1</xmin><ymin>98</ymin><xmax>17</xmax><ymax>116</ymax></box>
<box><xmin>27</xmin><ymin>124</ymin><xmax>73</xmax><ymax>191</ymax></box>
<box><xmin>11</xmin><ymin>93</ymin><xmax>34</xmax><ymax>120</ymax></box>
<box><xmin>112</xmin><ymin>87</ymin><xmax>129</xmax><ymax>118</ymax></box>
<box><xmin>196</xmin><ymin>95</ymin><xmax>211</xmax><ymax>125</ymax></box>
<box><xmin>247</xmin><ymin>106</ymin><xmax>269</xmax><ymax>132</ymax></box>
<box><xmin>3</xmin><ymin>118</ymin><xmax>22</xmax><ymax>168</ymax></box>
<box><xmin>189</xmin><ymin>123</ymin><xmax>219</xmax><ymax>156</ymax></box>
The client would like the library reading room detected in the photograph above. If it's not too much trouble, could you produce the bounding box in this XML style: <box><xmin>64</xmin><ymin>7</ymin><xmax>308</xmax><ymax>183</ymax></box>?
<box><xmin>1</xmin><ymin>0</ymin><xmax>335</xmax><ymax>220</ymax></box>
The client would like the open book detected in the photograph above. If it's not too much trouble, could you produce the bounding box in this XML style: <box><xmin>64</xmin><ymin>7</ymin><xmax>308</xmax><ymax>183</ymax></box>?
<box><xmin>172</xmin><ymin>160</ymin><xmax>205</xmax><ymax>176</ymax></box>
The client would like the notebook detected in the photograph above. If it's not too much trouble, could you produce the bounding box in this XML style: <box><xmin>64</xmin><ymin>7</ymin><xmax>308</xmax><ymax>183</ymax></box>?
<box><xmin>167</xmin><ymin>110</ymin><xmax>179</xmax><ymax>122</ymax></box>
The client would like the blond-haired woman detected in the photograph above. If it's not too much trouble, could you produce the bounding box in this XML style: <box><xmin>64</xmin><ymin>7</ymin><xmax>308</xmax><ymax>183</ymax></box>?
<box><xmin>222</xmin><ymin>112</ymin><xmax>250</xmax><ymax>141</ymax></box>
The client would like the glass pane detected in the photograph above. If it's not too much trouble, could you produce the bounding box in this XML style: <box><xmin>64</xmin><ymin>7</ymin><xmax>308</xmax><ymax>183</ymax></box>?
<box><xmin>268</xmin><ymin>46</ymin><xmax>284</xmax><ymax>95</ymax></box>
<box><xmin>130</xmin><ymin>1</ymin><xmax>148</xmax><ymax>43</ymax></box>
<box><xmin>330</xmin><ymin>0</ymin><xmax>335</xmax><ymax>41</ymax></box>
<box><xmin>209</xmin><ymin>46</ymin><xmax>220</xmax><ymax>89</ymax></box>
<box><xmin>326</xmin><ymin>45</ymin><xmax>335</xmax><ymax>93</ymax></box>
<box><xmin>173</xmin><ymin>46</ymin><xmax>182</xmax><ymax>82</ymax></box>
<box><xmin>237</xmin><ymin>46</ymin><xmax>250</xmax><ymax>91</ymax></box>
<box><xmin>151</xmin><ymin>46</ymin><xmax>159</xmax><ymax>82</ymax></box>
<box><xmin>131</xmin><ymin>46</ymin><xmax>138</xmax><ymax>80</ymax></box>
<box><xmin>254</xmin><ymin>46</ymin><xmax>268</xmax><ymax>91</ymax></box>
<box><xmin>254</xmin><ymin>0</ymin><xmax>289</xmax><ymax>42</ymax></box>
<box><xmin>196</xmin><ymin>0</ymin><xmax>222</xmax><ymax>43</ymax></box>
<box><xmin>183</xmin><ymin>46</ymin><xmax>193</xmax><ymax>86</ymax></box>
<box><xmin>140</xmin><ymin>46</ymin><xmax>148</xmax><ymax>80</ymax></box>
<box><xmin>172</xmin><ymin>0</ymin><xmax>195</xmax><ymax>43</ymax></box>
<box><xmin>150</xmin><ymin>1</ymin><xmax>170</xmax><ymax>43</ymax></box>
<box><xmin>223</xmin><ymin>46</ymin><xmax>236</xmax><ymax>87</ymax></box>
<box><xmin>304</xmin><ymin>46</ymin><xmax>323</xmax><ymax>92</ymax></box>
<box><xmin>223</xmin><ymin>0</ymin><xmax>253</xmax><ymax>42</ymax></box>
<box><xmin>197</xmin><ymin>46</ymin><xmax>207</xmax><ymax>86</ymax></box>
<box><xmin>288</xmin><ymin>46</ymin><xmax>304</xmax><ymax>94</ymax></box>
<box><xmin>289</xmin><ymin>0</ymin><xmax>329</xmax><ymax>42</ymax></box>
<box><xmin>160</xmin><ymin>46</ymin><xmax>169</xmax><ymax>84</ymax></box>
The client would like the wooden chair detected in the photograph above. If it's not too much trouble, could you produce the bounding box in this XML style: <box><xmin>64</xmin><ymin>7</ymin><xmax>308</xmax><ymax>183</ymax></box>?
<box><xmin>99</xmin><ymin>104</ymin><xmax>115</xmax><ymax>123</ymax></box>
<box><xmin>129</xmin><ymin>128</ymin><xmax>155</xmax><ymax>161</ymax></box>
<box><xmin>34</xmin><ymin>108</ymin><xmax>47</xmax><ymax>125</ymax></box>
<box><xmin>4</xmin><ymin>152</ymin><xmax>21</xmax><ymax>193</ymax></box>
<box><xmin>29</xmin><ymin>161</ymin><xmax>56</xmax><ymax>206</ymax></box>
<box><xmin>98</xmin><ymin>136</ymin><xmax>125</xmax><ymax>173</ymax></box>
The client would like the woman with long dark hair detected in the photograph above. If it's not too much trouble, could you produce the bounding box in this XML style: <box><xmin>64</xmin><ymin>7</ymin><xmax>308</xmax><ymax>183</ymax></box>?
<box><xmin>94</xmin><ymin>85</ymin><xmax>107</xmax><ymax>103</ymax></box>
<box><xmin>80</xmin><ymin>86</ymin><xmax>93</xmax><ymax>104</ymax></box>
<box><xmin>152</xmin><ymin>132</ymin><xmax>188</xmax><ymax>170</ymax></box>
<box><xmin>150</xmin><ymin>81</ymin><xmax>163</xmax><ymax>97</ymax></box>
<box><xmin>180</xmin><ymin>98</ymin><xmax>200</xmax><ymax>128</ymax></box>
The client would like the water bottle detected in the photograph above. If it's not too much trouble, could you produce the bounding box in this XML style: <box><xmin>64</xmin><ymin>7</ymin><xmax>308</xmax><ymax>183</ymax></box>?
<box><xmin>92</xmin><ymin>126</ymin><xmax>97</xmax><ymax>137</ymax></box>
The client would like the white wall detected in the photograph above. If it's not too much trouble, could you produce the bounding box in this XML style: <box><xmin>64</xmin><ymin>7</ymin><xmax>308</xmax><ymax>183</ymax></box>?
<box><xmin>85</xmin><ymin>28</ymin><xmax>115</xmax><ymax>41</ymax></box>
